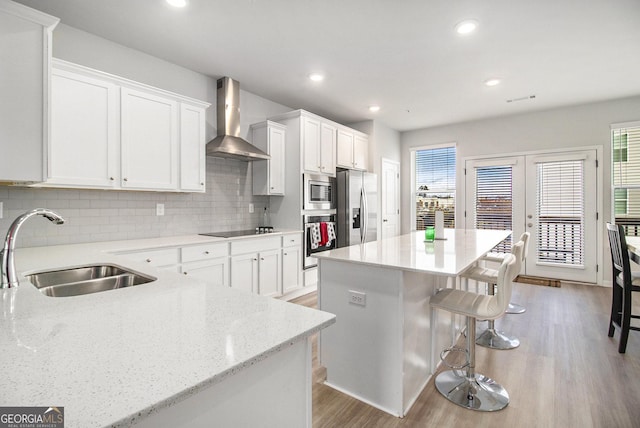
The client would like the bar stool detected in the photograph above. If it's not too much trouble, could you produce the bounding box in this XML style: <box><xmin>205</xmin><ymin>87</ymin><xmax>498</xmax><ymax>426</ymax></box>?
<box><xmin>460</xmin><ymin>241</ymin><xmax>524</xmax><ymax>350</ymax></box>
<box><xmin>481</xmin><ymin>232</ymin><xmax>530</xmax><ymax>314</ymax></box>
<box><xmin>430</xmin><ymin>252</ymin><xmax>519</xmax><ymax>411</ymax></box>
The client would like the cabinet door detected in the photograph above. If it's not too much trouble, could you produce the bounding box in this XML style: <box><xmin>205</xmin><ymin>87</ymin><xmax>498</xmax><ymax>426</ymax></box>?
<box><xmin>268</xmin><ymin>125</ymin><xmax>286</xmax><ymax>194</ymax></box>
<box><xmin>258</xmin><ymin>249</ymin><xmax>281</xmax><ymax>297</ymax></box>
<box><xmin>336</xmin><ymin>128</ymin><xmax>354</xmax><ymax>168</ymax></box>
<box><xmin>320</xmin><ymin>122</ymin><xmax>336</xmax><ymax>175</ymax></box>
<box><xmin>49</xmin><ymin>68</ymin><xmax>118</xmax><ymax>187</ymax></box>
<box><xmin>0</xmin><ymin>4</ymin><xmax>57</xmax><ymax>182</ymax></box>
<box><xmin>231</xmin><ymin>253</ymin><xmax>258</xmax><ymax>293</ymax></box>
<box><xmin>353</xmin><ymin>134</ymin><xmax>369</xmax><ymax>171</ymax></box>
<box><xmin>179</xmin><ymin>104</ymin><xmax>206</xmax><ymax>192</ymax></box>
<box><xmin>121</xmin><ymin>87</ymin><xmax>178</xmax><ymax>190</ymax></box>
<box><xmin>302</xmin><ymin>116</ymin><xmax>321</xmax><ymax>173</ymax></box>
<box><xmin>282</xmin><ymin>246</ymin><xmax>301</xmax><ymax>294</ymax></box>
<box><xmin>182</xmin><ymin>257</ymin><xmax>229</xmax><ymax>287</ymax></box>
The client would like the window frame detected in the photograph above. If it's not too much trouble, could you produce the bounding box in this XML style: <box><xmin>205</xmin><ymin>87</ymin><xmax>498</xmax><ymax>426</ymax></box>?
<box><xmin>410</xmin><ymin>142</ymin><xmax>457</xmax><ymax>231</ymax></box>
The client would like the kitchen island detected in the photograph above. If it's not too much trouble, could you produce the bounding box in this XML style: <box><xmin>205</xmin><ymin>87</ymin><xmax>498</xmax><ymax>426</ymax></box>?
<box><xmin>314</xmin><ymin>228</ymin><xmax>510</xmax><ymax>417</ymax></box>
<box><xmin>0</xmin><ymin>234</ymin><xmax>335</xmax><ymax>428</ymax></box>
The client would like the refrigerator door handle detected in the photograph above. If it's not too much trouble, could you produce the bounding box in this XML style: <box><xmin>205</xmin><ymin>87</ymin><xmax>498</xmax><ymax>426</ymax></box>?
<box><xmin>361</xmin><ymin>187</ymin><xmax>368</xmax><ymax>243</ymax></box>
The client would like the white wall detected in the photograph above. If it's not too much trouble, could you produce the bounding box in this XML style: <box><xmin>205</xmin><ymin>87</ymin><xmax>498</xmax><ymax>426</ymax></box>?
<box><xmin>0</xmin><ymin>24</ymin><xmax>293</xmax><ymax>246</ymax></box>
<box><xmin>401</xmin><ymin>95</ymin><xmax>640</xmax><ymax>285</ymax></box>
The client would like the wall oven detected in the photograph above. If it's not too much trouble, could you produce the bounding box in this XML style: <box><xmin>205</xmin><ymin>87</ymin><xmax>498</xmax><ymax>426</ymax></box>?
<box><xmin>303</xmin><ymin>174</ymin><xmax>336</xmax><ymax>211</ymax></box>
<box><xmin>303</xmin><ymin>212</ymin><xmax>337</xmax><ymax>269</ymax></box>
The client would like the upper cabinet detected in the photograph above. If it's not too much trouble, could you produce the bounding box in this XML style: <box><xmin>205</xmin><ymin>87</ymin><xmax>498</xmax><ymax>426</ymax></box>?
<box><xmin>300</xmin><ymin>115</ymin><xmax>336</xmax><ymax>176</ymax></box>
<box><xmin>337</xmin><ymin>127</ymin><xmax>369</xmax><ymax>171</ymax></box>
<box><xmin>0</xmin><ymin>1</ymin><xmax>58</xmax><ymax>183</ymax></box>
<box><xmin>43</xmin><ymin>60</ymin><xmax>209</xmax><ymax>192</ymax></box>
<box><xmin>251</xmin><ymin>120</ymin><xmax>286</xmax><ymax>195</ymax></box>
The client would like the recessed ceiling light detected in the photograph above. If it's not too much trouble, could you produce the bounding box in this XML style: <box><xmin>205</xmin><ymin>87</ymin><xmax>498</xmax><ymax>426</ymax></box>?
<box><xmin>309</xmin><ymin>73</ymin><xmax>325</xmax><ymax>82</ymax></box>
<box><xmin>455</xmin><ymin>20</ymin><xmax>478</xmax><ymax>35</ymax></box>
<box><xmin>166</xmin><ymin>0</ymin><xmax>187</xmax><ymax>7</ymax></box>
<box><xmin>484</xmin><ymin>78</ymin><xmax>501</xmax><ymax>87</ymax></box>
<box><xmin>369</xmin><ymin>105</ymin><xmax>380</xmax><ymax>112</ymax></box>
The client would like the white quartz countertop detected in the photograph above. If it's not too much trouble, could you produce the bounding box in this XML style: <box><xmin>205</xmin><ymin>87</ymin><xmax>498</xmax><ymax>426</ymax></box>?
<box><xmin>314</xmin><ymin>229</ymin><xmax>512</xmax><ymax>276</ymax></box>
<box><xmin>0</xmin><ymin>231</ymin><xmax>334</xmax><ymax>428</ymax></box>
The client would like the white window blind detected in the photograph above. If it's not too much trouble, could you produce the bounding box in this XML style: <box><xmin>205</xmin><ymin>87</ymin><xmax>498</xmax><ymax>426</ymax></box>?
<box><xmin>474</xmin><ymin>166</ymin><xmax>513</xmax><ymax>253</ymax></box>
<box><xmin>536</xmin><ymin>160</ymin><xmax>584</xmax><ymax>266</ymax></box>
<box><xmin>415</xmin><ymin>146</ymin><xmax>455</xmax><ymax>230</ymax></box>
<box><xmin>612</xmin><ymin>124</ymin><xmax>640</xmax><ymax>236</ymax></box>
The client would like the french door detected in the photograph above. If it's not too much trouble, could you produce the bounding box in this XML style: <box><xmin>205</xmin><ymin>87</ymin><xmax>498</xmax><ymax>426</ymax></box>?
<box><xmin>465</xmin><ymin>149</ymin><xmax>598</xmax><ymax>283</ymax></box>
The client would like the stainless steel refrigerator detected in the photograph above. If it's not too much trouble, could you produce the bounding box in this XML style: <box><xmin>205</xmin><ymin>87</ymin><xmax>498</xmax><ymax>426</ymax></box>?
<box><xmin>336</xmin><ymin>169</ymin><xmax>377</xmax><ymax>247</ymax></box>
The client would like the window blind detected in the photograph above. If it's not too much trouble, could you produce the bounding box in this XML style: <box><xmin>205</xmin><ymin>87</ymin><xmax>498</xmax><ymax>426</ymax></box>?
<box><xmin>415</xmin><ymin>146</ymin><xmax>455</xmax><ymax>230</ymax></box>
<box><xmin>536</xmin><ymin>160</ymin><xmax>584</xmax><ymax>266</ymax></box>
<box><xmin>474</xmin><ymin>166</ymin><xmax>513</xmax><ymax>253</ymax></box>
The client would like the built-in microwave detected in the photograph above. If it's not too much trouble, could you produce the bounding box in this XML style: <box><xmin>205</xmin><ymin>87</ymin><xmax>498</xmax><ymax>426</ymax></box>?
<box><xmin>303</xmin><ymin>174</ymin><xmax>336</xmax><ymax>211</ymax></box>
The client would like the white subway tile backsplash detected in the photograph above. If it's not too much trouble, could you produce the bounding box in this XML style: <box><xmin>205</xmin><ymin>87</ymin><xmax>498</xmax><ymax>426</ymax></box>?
<box><xmin>0</xmin><ymin>157</ymin><xmax>270</xmax><ymax>247</ymax></box>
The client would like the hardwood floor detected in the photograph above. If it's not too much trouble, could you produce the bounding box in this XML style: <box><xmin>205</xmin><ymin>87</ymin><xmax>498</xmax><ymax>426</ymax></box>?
<box><xmin>291</xmin><ymin>282</ymin><xmax>640</xmax><ymax>428</ymax></box>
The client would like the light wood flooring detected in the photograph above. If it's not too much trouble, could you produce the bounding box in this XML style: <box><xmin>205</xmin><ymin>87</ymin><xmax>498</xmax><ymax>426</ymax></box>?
<box><xmin>291</xmin><ymin>282</ymin><xmax>640</xmax><ymax>428</ymax></box>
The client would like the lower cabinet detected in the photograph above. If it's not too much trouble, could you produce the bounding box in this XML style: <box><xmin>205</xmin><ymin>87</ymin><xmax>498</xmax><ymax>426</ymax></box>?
<box><xmin>282</xmin><ymin>240</ymin><xmax>302</xmax><ymax>295</ymax></box>
<box><xmin>182</xmin><ymin>258</ymin><xmax>229</xmax><ymax>287</ymax></box>
<box><xmin>115</xmin><ymin>233</ymin><xmax>303</xmax><ymax>299</ymax></box>
<box><xmin>230</xmin><ymin>246</ymin><xmax>282</xmax><ymax>297</ymax></box>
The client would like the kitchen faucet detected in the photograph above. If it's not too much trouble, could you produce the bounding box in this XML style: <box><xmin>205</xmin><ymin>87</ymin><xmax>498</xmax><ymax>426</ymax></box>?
<box><xmin>1</xmin><ymin>208</ymin><xmax>65</xmax><ymax>288</ymax></box>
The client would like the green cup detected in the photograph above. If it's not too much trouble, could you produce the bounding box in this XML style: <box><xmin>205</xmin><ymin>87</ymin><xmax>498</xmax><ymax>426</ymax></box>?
<box><xmin>425</xmin><ymin>226</ymin><xmax>435</xmax><ymax>242</ymax></box>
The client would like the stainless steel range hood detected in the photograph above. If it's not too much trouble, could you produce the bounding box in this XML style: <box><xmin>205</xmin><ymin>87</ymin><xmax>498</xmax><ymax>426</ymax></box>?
<box><xmin>206</xmin><ymin>77</ymin><xmax>270</xmax><ymax>161</ymax></box>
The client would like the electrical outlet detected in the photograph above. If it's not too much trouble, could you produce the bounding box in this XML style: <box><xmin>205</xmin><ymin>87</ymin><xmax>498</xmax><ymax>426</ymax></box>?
<box><xmin>348</xmin><ymin>290</ymin><xmax>366</xmax><ymax>306</ymax></box>
<box><xmin>0</xmin><ymin>202</ymin><xmax>3</xmax><ymax>219</ymax></box>
<box><xmin>249</xmin><ymin>203</ymin><xmax>254</xmax><ymax>213</ymax></box>
<box><xmin>156</xmin><ymin>203</ymin><xmax>165</xmax><ymax>216</ymax></box>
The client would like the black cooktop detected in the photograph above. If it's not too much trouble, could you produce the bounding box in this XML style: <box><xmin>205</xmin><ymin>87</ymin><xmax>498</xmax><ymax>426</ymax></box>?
<box><xmin>200</xmin><ymin>228</ymin><xmax>273</xmax><ymax>238</ymax></box>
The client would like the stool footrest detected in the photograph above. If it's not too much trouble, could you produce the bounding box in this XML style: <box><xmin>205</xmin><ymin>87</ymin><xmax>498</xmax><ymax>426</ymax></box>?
<box><xmin>439</xmin><ymin>346</ymin><xmax>469</xmax><ymax>370</ymax></box>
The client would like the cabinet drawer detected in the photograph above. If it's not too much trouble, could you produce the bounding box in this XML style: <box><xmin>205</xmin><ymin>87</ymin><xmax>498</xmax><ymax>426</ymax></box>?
<box><xmin>121</xmin><ymin>248</ymin><xmax>179</xmax><ymax>267</ymax></box>
<box><xmin>282</xmin><ymin>233</ymin><xmax>302</xmax><ymax>248</ymax></box>
<box><xmin>231</xmin><ymin>236</ymin><xmax>281</xmax><ymax>255</ymax></box>
<box><xmin>182</xmin><ymin>242</ymin><xmax>228</xmax><ymax>263</ymax></box>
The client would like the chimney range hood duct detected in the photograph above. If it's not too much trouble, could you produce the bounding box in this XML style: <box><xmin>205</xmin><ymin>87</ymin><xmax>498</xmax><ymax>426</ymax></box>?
<box><xmin>206</xmin><ymin>77</ymin><xmax>270</xmax><ymax>161</ymax></box>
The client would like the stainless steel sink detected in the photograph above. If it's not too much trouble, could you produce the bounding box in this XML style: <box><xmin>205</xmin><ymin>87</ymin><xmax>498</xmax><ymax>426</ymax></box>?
<box><xmin>26</xmin><ymin>264</ymin><xmax>156</xmax><ymax>297</ymax></box>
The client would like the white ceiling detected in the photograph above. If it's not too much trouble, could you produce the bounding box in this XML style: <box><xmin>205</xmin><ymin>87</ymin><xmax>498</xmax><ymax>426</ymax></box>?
<box><xmin>15</xmin><ymin>0</ymin><xmax>640</xmax><ymax>131</ymax></box>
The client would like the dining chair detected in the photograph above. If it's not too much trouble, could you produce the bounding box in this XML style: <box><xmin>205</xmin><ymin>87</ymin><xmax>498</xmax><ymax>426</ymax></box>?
<box><xmin>606</xmin><ymin>222</ymin><xmax>640</xmax><ymax>353</ymax></box>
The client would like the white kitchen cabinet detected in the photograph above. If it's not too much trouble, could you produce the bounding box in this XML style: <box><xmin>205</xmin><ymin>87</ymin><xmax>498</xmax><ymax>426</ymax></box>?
<box><xmin>48</xmin><ymin>67</ymin><xmax>119</xmax><ymax>187</ymax></box>
<box><xmin>251</xmin><ymin>121</ymin><xmax>286</xmax><ymax>195</ymax></box>
<box><xmin>182</xmin><ymin>258</ymin><xmax>228</xmax><ymax>287</ymax></box>
<box><xmin>0</xmin><ymin>1</ymin><xmax>58</xmax><ymax>183</ymax></box>
<box><xmin>282</xmin><ymin>233</ymin><xmax>302</xmax><ymax>294</ymax></box>
<box><xmin>117</xmin><ymin>247</ymin><xmax>180</xmax><ymax>272</ymax></box>
<box><xmin>320</xmin><ymin>122</ymin><xmax>337</xmax><ymax>174</ymax></box>
<box><xmin>181</xmin><ymin>242</ymin><xmax>229</xmax><ymax>286</ymax></box>
<box><xmin>230</xmin><ymin>235</ymin><xmax>282</xmax><ymax>296</ymax></box>
<box><xmin>257</xmin><ymin>249</ymin><xmax>281</xmax><ymax>297</ymax></box>
<box><xmin>336</xmin><ymin>128</ymin><xmax>354</xmax><ymax>169</ymax></box>
<box><xmin>179</xmin><ymin>104</ymin><xmax>206</xmax><ymax>192</ymax></box>
<box><xmin>230</xmin><ymin>252</ymin><xmax>258</xmax><ymax>294</ymax></box>
<box><xmin>353</xmin><ymin>133</ymin><xmax>369</xmax><ymax>170</ymax></box>
<box><xmin>121</xmin><ymin>87</ymin><xmax>179</xmax><ymax>191</ymax></box>
<box><xmin>337</xmin><ymin>127</ymin><xmax>368</xmax><ymax>171</ymax></box>
<box><xmin>39</xmin><ymin>59</ymin><xmax>209</xmax><ymax>192</ymax></box>
<box><xmin>301</xmin><ymin>116</ymin><xmax>336</xmax><ymax>176</ymax></box>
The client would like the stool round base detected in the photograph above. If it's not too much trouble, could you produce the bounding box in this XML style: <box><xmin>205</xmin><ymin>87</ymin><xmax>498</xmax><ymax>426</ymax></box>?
<box><xmin>505</xmin><ymin>302</ymin><xmax>526</xmax><ymax>314</ymax></box>
<box><xmin>476</xmin><ymin>328</ymin><xmax>520</xmax><ymax>349</ymax></box>
<box><xmin>435</xmin><ymin>370</ymin><xmax>509</xmax><ymax>412</ymax></box>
